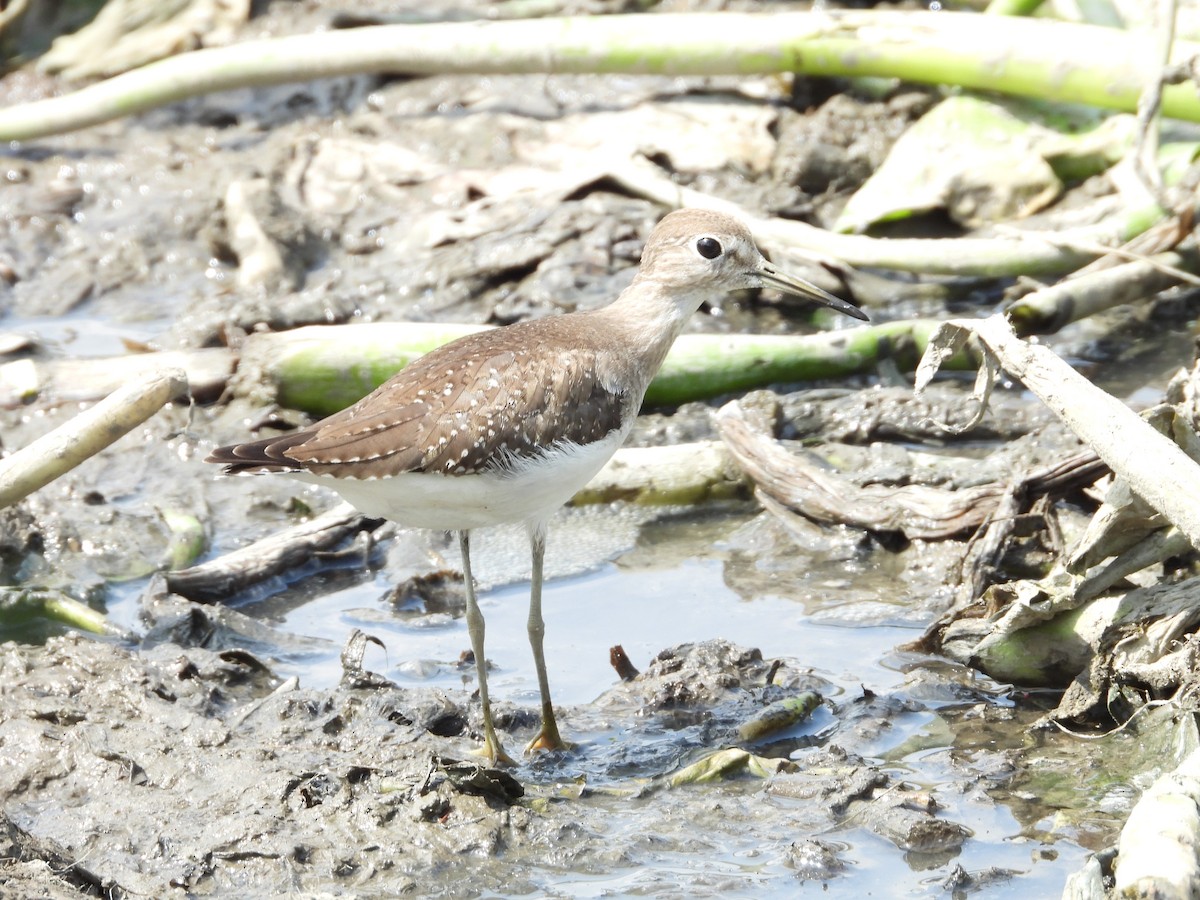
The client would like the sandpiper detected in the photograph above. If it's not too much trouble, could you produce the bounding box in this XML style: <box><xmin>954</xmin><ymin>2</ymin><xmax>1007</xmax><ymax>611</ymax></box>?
<box><xmin>207</xmin><ymin>208</ymin><xmax>868</xmax><ymax>764</ymax></box>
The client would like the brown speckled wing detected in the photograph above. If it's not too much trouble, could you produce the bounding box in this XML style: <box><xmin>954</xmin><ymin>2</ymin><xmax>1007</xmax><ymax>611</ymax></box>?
<box><xmin>209</xmin><ymin>326</ymin><xmax>628</xmax><ymax>480</ymax></box>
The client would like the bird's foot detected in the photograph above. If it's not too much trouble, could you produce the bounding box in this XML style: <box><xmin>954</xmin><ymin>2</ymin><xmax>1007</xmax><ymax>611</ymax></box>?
<box><xmin>524</xmin><ymin>721</ymin><xmax>572</xmax><ymax>756</ymax></box>
<box><xmin>470</xmin><ymin>736</ymin><xmax>517</xmax><ymax>768</ymax></box>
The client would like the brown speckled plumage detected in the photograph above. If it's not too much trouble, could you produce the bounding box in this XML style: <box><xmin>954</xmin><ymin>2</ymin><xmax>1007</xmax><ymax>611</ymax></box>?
<box><xmin>208</xmin><ymin>316</ymin><xmax>634</xmax><ymax>479</ymax></box>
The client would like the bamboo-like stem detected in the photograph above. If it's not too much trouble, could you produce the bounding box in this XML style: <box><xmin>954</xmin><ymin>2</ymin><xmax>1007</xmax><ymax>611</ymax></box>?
<box><xmin>644</xmin><ymin>320</ymin><xmax>968</xmax><ymax>406</ymax></box>
<box><xmin>0</xmin><ymin>587</ymin><xmax>130</xmax><ymax>637</ymax></box>
<box><xmin>612</xmin><ymin>160</ymin><xmax>1166</xmax><ymax>278</ymax></box>
<box><xmin>234</xmin><ymin>320</ymin><xmax>968</xmax><ymax>416</ymax></box>
<box><xmin>2</xmin><ymin>11</ymin><xmax>1199</xmax><ymax>142</ymax></box>
<box><xmin>1006</xmin><ymin>249</ymin><xmax>1198</xmax><ymax>334</ymax></box>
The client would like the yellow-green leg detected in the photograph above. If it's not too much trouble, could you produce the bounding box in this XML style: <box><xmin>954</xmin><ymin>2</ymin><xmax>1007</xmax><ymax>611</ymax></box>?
<box><xmin>458</xmin><ymin>530</ymin><xmax>516</xmax><ymax>767</ymax></box>
<box><xmin>524</xmin><ymin>521</ymin><xmax>570</xmax><ymax>754</ymax></box>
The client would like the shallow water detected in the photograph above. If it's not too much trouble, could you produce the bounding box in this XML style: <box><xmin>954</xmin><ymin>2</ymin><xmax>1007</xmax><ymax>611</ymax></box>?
<box><xmin>274</xmin><ymin>538</ymin><xmax>917</xmax><ymax>707</ymax></box>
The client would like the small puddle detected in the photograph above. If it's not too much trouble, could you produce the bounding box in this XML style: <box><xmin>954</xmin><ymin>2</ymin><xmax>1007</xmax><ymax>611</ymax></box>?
<box><xmin>190</xmin><ymin>507</ymin><xmax>922</xmax><ymax>706</ymax></box>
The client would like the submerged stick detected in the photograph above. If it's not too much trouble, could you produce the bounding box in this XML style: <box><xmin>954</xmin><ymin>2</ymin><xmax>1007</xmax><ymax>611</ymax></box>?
<box><xmin>164</xmin><ymin>502</ymin><xmax>382</xmax><ymax>601</ymax></box>
<box><xmin>2</xmin><ymin>11</ymin><xmax>1200</xmax><ymax>142</ymax></box>
<box><xmin>0</xmin><ymin>368</ymin><xmax>188</xmax><ymax>510</ymax></box>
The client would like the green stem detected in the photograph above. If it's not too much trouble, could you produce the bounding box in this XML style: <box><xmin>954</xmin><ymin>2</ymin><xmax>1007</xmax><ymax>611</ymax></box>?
<box><xmin>985</xmin><ymin>0</ymin><xmax>1047</xmax><ymax>15</ymax></box>
<box><xmin>0</xmin><ymin>588</ymin><xmax>127</xmax><ymax>637</ymax></box>
<box><xmin>645</xmin><ymin>320</ymin><xmax>972</xmax><ymax>406</ymax></box>
<box><xmin>240</xmin><ymin>320</ymin><xmax>971</xmax><ymax>416</ymax></box>
<box><xmin>2</xmin><ymin>11</ymin><xmax>1199</xmax><ymax>141</ymax></box>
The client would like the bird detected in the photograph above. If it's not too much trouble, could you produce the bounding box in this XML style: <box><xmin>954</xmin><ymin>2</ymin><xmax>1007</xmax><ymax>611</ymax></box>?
<box><xmin>206</xmin><ymin>208</ymin><xmax>868</xmax><ymax>765</ymax></box>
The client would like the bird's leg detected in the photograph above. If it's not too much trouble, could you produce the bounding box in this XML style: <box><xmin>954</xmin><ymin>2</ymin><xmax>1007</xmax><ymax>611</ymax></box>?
<box><xmin>525</xmin><ymin>521</ymin><xmax>569</xmax><ymax>754</ymax></box>
<box><xmin>458</xmin><ymin>530</ymin><xmax>515</xmax><ymax>767</ymax></box>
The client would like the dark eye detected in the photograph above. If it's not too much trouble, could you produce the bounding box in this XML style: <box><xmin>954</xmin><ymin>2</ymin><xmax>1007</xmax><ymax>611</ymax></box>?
<box><xmin>696</xmin><ymin>237</ymin><xmax>722</xmax><ymax>260</ymax></box>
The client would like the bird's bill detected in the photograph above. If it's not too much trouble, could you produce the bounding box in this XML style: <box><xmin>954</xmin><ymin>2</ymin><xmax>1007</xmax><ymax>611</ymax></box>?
<box><xmin>758</xmin><ymin>261</ymin><xmax>869</xmax><ymax>322</ymax></box>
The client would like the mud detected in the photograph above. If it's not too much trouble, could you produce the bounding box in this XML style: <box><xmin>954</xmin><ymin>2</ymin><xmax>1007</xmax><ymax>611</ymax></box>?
<box><xmin>0</xmin><ymin>631</ymin><xmax>969</xmax><ymax>897</ymax></box>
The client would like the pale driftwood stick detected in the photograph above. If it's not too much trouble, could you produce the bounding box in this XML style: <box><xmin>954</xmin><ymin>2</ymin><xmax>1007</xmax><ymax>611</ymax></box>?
<box><xmin>164</xmin><ymin>502</ymin><xmax>383</xmax><ymax>601</ymax></box>
<box><xmin>611</xmin><ymin>159</ymin><xmax>1163</xmax><ymax>279</ymax></box>
<box><xmin>1006</xmin><ymin>248</ymin><xmax>1197</xmax><ymax>334</ymax></box>
<box><xmin>0</xmin><ymin>347</ymin><xmax>233</xmax><ymax>407</ymax></box>
<box><xmin>715</xmin><ymin>400</ymin><xmax>1006</xmax><ymax>540</ymax></box>
<box><xmin>0</xmin><ymin>0</ymin><xmax>30</xmax><ymax>33</ymax></box>
<box><xmin>1114</xmin><ymin>748</ymin><xmax>1200</xmax><ymax>897</ymax></box>
<box><xmin>1075</xmin><ymin>526</ymin><xmax>1194</xmax><ymax>603</ymax></box>
<box><xmin>919</xmin><ymin>316</ymin><xmax>1200</xmax><ymax>551</ymax></box>
<box><xmin>1129</xmin><ymin>0</ymin><xmax>1177</xmax><ymax>201</ymax></box>
<box><xmin>0</xmin><ymin>368</ymin><xmax>188</xmax><ymax>509</ymax></box>
<box><xmin>4</xmin><ymin>10</ymin><xmax>1200</xmax><ymax>142</ymax></box>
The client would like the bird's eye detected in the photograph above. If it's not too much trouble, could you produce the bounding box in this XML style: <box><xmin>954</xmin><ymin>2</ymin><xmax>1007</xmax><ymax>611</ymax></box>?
<box><xmin>696</xmin><ymin>237</ymin><xmax>722</xmax><ymax>260</ymax></box>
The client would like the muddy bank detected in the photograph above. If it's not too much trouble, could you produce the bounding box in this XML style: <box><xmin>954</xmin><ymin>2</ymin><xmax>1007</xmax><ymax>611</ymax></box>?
<box><xmin>1</xmin><ymin>630</ymin><xmax>976</xmax><ymax>897</ymax></box>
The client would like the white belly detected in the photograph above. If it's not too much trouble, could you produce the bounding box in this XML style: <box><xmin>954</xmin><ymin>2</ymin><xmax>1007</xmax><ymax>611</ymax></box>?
<box><xmin>289</xmin><ymin>431</ymin><xmax>626</xmax><ymax>531</ymax></box>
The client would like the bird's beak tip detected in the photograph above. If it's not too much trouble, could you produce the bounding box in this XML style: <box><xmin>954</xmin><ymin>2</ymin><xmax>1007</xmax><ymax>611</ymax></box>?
<box><xmin>757</xmin><ymin>263</ymin><xmax>868</xmax><ymax>323</ymax></box>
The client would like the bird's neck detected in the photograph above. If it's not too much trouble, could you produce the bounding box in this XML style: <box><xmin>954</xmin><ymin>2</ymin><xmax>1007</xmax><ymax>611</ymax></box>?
<box><xmin>590</xmin><ymin>275</ymin><xmax>706</xmax><ymax>387</ymax></box>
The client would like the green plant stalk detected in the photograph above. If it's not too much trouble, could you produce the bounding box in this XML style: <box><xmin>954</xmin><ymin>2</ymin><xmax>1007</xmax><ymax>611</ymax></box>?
<box><xmin>2</xmin><ymin>11</ymin><xmax>1200</xmax><ymax>141</ymax></box>
<box><xmin>258</xmin><ymin>324</ymin><xmax>489</xmax><ymax>414</ymax></box>
<box><xmin>644</xmin><ymin>320</ymin><xmax>970</xmax><ymax>406</ymax></box>
<box><xmin>249</xmin><ymin>320</ymin><xmax>971</xmax><ymax>416</ymax></box>
<box><xmin>0</xmin><ymin>587</ymin><xmax>125</xmax><ymax>637</ymax></box>
<box><xmin>985</xmin><ymin>0</ymin><xmax>1047</xmax><ymax>15</ymax></box>
<box><xmin>612</xmin><ymin>159</ymin><xmax>1168</xmax><ymax>278</ymax></box>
